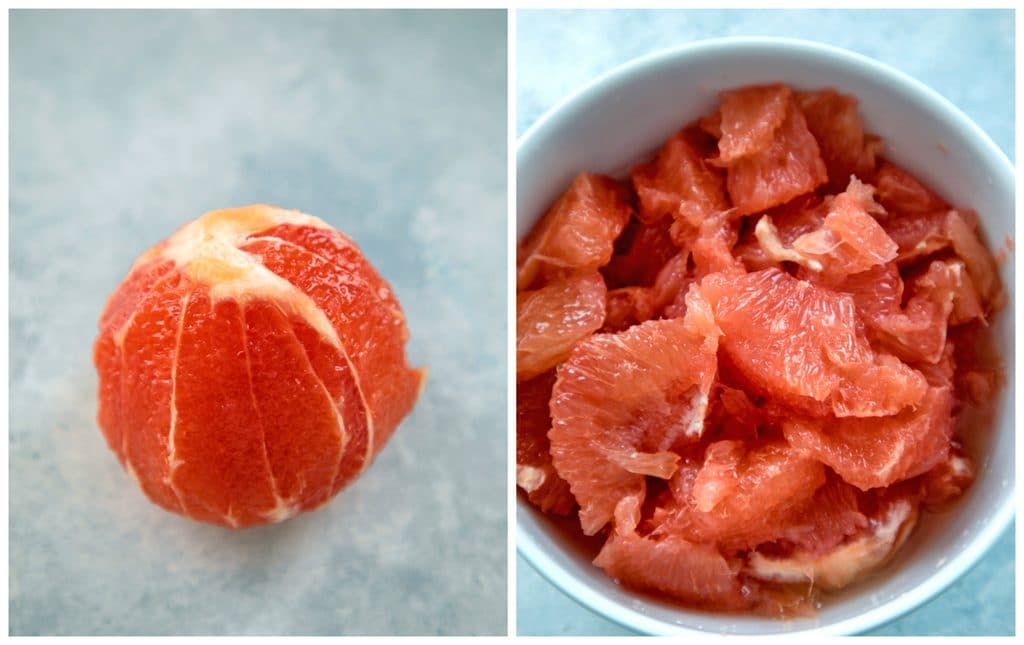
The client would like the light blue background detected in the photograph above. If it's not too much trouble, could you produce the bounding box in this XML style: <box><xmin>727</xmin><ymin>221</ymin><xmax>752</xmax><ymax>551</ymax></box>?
<box><xmin>517</xmin><ymin>9</ymin><xmax>1014</xmax><ymax>636</ymax></box>
<box><xmin>10</xmin><ymin>9</ymin><xmax>507</xmax><ymax>635</ymax></box>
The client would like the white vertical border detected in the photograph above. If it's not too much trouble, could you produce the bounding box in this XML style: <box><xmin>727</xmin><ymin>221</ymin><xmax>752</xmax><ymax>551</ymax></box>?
<box><xmin>506</xmin><ymin>6</ymin><xmax>518</xmax><ymax>638</ymax></box>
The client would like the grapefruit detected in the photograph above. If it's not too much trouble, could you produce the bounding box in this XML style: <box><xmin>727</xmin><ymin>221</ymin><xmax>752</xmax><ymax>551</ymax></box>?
<box><xmin>783</xmin><ymin>386</ymin><xmax>955</xmax><ymax>490</ymax></box>
<box><xmin>549</xmin><ymin>297</ymin><xmax>720</xmax><ymax>536</ymax></box>
<box><xmin>516</xmin><ymin>272</ymin><xmax>607</xmax><ymax>382</ymax></box>
<box><xmin>94</xmin><ymin>205</ymin><xmax>424</xmax><ymax>528</ymax></box>
<box><xmin>602</xmin><ymin>216</ymin><xmax>678</xmax><ymax>288</ymax></box>
<box><xmin>720</xmin><ymin>93</ymin><xmax>828</xmax><ymax>215</ymax></box>
<box><xmin>631</xmin><ymin>126</ymin><xmax>728</xmax><ymax>225</ymax></box>
<box><xmin>699</xmin><ymin>268</ymin><xmax>927</xmax><ymax>417</ymax></box>
<box><xmin>515</xmin><ymin>82</ymin><xmax>1005</xmax><ymax>616</ymax></box>
<box><xmin>715</xmin><ymin>84</ymin><xmax>792</xmax><ymax>164</ymax></box>
<box><xmin>755</xmin><ymin>177</ymin><xmax>896</xmax><ymax>279</ymax></box>
<box><xmin>516</xmin><ymin>371</ymin><xmax>575</xmax><ymax>515</ymax></box>
<box><xmin>796</xmin><ymin>88</ymin><xmax>879</xmax><ymax>189</ymax></box>
<box><xmin>517</xmin><ymin>173</ymin><xmax>631</xmax><ymax>290</ymax></box>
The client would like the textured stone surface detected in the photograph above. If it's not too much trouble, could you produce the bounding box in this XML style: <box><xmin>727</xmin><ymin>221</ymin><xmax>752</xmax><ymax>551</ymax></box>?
<box><xmin>11</xmin><ymin>9</ymin><xmax>507</xmax><ymax>636</ymax></box>
<box><xmin>516</xmin><ymin>8</ymin><xmax>1013</xmax><ymax>636</ymax></box>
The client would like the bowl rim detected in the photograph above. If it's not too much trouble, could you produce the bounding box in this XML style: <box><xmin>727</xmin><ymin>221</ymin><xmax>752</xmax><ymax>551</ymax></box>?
<box><xmin>515</xmin><ymin>35</ymin><xmax>1015</xmax><ymax>636</ymax></box>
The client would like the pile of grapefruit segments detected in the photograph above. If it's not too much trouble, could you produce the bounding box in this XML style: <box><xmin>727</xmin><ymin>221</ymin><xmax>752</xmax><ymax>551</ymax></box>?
<box><xmin>516</xmin><ymin>84</ymin><xmax>1005</xmax><ymax>616</ymax></box>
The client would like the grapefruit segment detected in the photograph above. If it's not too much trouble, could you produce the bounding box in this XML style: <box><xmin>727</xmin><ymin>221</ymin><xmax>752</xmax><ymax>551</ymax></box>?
<box><xmin>747</xmin><ymin>493</ymin><xmax>918</xmax><ymax>590</ymax></box>
<box><xmin>716</xmin><ymin>84</ymin><xmax>792</xmax><ymax>164</ymax></box>
<box><xmin>922</xmin><ymin>442</ymin><xmax>975</xmax><ymax>508</ymax></box>
<box><xmin>833</xmin><ymin>262</ymin><xmax>948</xmax><ymax>363</ymax></box>
<box><xmin>724</xmin><ymin>97</ymin><xmax>828</xmax><ymax>215</ymax></box>
<box><xmin>517</xmin><ymin>173</ymin><xmax>631</xmax><ymax>290</ymax></box>
<box><xmin>118</xmin><ymin>272</ymin><xmax>191</xmax><ymax>514</ymax></box>
<box><xmin>946</xmin><ymin>209</ymin><xmax>1003</xmax><ymax>309</ymax></box>
<box><xmin>771</xmin><ymin>474</ymin><xmax>869</xmax><ymax>554</ymax></box>
<box><xmin>656</xmin><ymin>440</ymin><xmax>826</xmax><ymax>551</ymax></box>
<box><xmin>691</xmin><ymin>440</ymin><xmax>743</xmax><ymax>512</ymax></box>
<box><xmin>516</xmin><ymin>371</ymin><xmax>575</xmax><ymax>515</ymax></box>
<box><xmin>549</xmin><ymin>309</ymin><xmax>719</xmax><ymax>536</ymax></box>
<box><xmin>594</xmin><ymin>494</ymin><xmax>751</xmax><ymax>610</ymax></box>
<box><xmin>796</xmin><ymin>89</ymin><xmax>878</xmax><ymax>189</ymax></box>
<box><xmin>700</xmin><ymin>268</ymin><xmax>926</xmax><ymax>417</ymax></box>
<box><xmin>873</xmin><ymin>159</ymin><xmax>948</xmax><ymax>215</ymax></box>
<box><xmin>783</xmin><ymin>386</ymin><xmax>954</xmax><ymax>490</ymax></box>
<box><xmin>672</xmin><ymin>208</ymin><xmax>744</xmax><ymax>277</ymax></box>
<box><xmin>167</xmin><ymin>289</ymin><xmax>282</xmax><ymax>527</ymax></box>
<box><xmin>631</xmin><ymin>127</ymin><xmax>727</xmax><ymax>225</ymax></box>
<box><xmin>755</xmin><ymin>178</ymin><xmax>896</xmax><ymax>279</ymax></box>
<box><xmin>241</xmin><ymin>300</ymin><xmax>346</xmax><ymax>515</ymax></box>
<box><xmin>516</xmin><ymin>272</ymin><xmax>607</xmax><ymax>381</ymax></box>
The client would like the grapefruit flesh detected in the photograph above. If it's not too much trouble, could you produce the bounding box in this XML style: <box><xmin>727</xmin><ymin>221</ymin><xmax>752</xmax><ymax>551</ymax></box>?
<box><xmin>94</xmin><ymin>205</ymin><xmax>423</xmax><ymax>528</ymax></box>
<box><xmin>835</xmin><ymin>260</ymin><xmax>961</xmax><ymax>363</ymax></box>
<box><xmin>783</xmin><ymin>386</ymin><xmax>955</xmax><ymax>490</ymax></box>
<box><xmin>700</xmin><ymin>268</ymin><xmax>926</xmax><ymax>417</ymax></box>
<box><xmin>720</xmin><ymin>94</ymin><xmax>828</xmax><ymax>215</ymax></box>
<box><xmin>516</xmin><ymin>272</ymin><xmax>607</xmax><ymax>381</ymax></box>
<box><xmin>796</xmin><ymin>88</ymin><xmax>879</xmax><ymax>190</ymax></box>
<box><xmin>631</xmin><ymin>126</ymin><xmax>727</xmax><ymax>225</ymax></box>
<box><xmin>516</xmin><ymin>82</ymin><xmax>1005</xmax><ymax>615</ymax></box>
<box><xmin>656</xmin><ymin>440</ymin><xmax>826</xmax><ymax>551</ymax></box>
<box><xmin>747</xmin><ymin>490</ymin><xmax>918</xmax><ymax>590</ymax></box>
<box><xmin>516</xmin><ymin>371</ymin><xmax>575</xmax><ymax>515</ymax></box>
<box><xmin>517</xmin><ymin>173</ymin><xmax>631</xmax><ymax>290</ymax></box>
<box><xmin>602</xmin><ymin>286</ymin><xmax>657</xmax><ymax>333</ymax></box>
<box><xmin>715</xmin><ymin>84</ymin><xmax>792</xmax><ymax>164</ymax></box>
<box><xmin>602</xmin><ymin>216</ymin><xmax>678</xmax><ymax>288</ymax></box>
<box><xmin>594</xmin><ymin>494</ymin><xmax>753</xmax><ymax>610</ymax></box>
<box><xmin>755</xmin><ymin>177</ymin><xmax>896</xmax><ymax>280</ymax></box>
<box><xmin>549</xmin><ymin>302</ymin><xmax>719</xmax><ymax>536</ymax></box>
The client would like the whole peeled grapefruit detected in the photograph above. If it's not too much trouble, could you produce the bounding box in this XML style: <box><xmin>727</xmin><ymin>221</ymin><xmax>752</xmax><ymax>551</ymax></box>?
<box><xmin>93</xmin><ymin>205</ymin><xmax>425</xmax><ymax>528</ymax></box>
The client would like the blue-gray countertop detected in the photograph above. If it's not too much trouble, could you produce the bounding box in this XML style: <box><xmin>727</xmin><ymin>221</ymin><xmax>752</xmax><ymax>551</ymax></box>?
<box><xmin>516</xmin><ymin>8</ymin><xmax>1014</xmax><ymax>636</ymax></box>
<box><xmin>11</xmin><ymin>9</ymin><xmax>507</xmax><ymax>636</ymax></box>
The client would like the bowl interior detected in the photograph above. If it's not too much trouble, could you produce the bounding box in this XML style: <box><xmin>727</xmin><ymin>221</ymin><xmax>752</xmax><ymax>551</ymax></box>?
<box><xmin>517</xmin><ymin>38</ymin><xmax>1015</xmax><ymax>636</ymax></box>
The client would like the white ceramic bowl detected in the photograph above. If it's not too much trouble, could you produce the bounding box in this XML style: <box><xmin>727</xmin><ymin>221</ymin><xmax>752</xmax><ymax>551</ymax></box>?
<box><xmin>517</xmin><ymin>37</ymin><xmax>1015</xmax><ymax>636</ymax></box>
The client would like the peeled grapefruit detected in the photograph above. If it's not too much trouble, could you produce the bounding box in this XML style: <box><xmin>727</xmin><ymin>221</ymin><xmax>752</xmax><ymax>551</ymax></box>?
<box><xmin>94</xmin><ymin>205</ymin><xmax>424</xmax><ymax>528</ymax></box>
